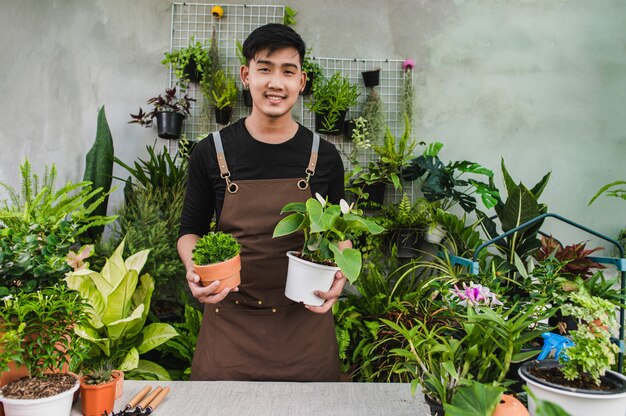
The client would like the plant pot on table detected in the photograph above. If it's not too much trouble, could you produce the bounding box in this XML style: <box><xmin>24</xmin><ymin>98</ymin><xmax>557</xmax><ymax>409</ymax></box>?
<box><xmin>155</xmin><ymin>111</ymin><xmax>184</xmax><ymax>140</ymax></box>
<box><xmin>284</xmin><ymin>251</ymin><xmax>339</xmax><ymax>307</ymax></box>
<box><xmin>314</xmin><ymin>110</ymin><xmax>347</xmax><ymax>135</ymax></box>
<box><xmin>80</xmin><ymin>370</ymin><xmax>121</xmax><ymax>416</ymax></box>
<box><xmin>519</xmin><ymin>359</ymin><xmax>626</xmax><ymax>416</ymax></box>
<box><xmin>214</xmin><ymin>107</ymin><xmax>233</xmax><ymax>125</ymax></box>
<box><xmin>0</xmin><ymin>373</ymin><xmax>80</xmax><ymax>416</ymax></box>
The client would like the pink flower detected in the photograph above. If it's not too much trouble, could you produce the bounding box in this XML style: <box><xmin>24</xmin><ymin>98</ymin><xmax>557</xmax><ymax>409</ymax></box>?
<box><xmin>402</xmin><ymin>59</ymin><xmax>415</xmax><ymax>71</ymax></box>
<box><xmin>450</xmin><ymin>282</ymin><xmax>502</xmax><ymax>307</ymax></box>
<box><xmin>66</xmin><ymin>244</ymin><xmax>94</xmax><ymax>271</ymax></box>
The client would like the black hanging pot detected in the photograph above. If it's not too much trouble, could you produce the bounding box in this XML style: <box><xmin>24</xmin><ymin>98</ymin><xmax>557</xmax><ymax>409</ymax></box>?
<box><xmin>361</xmin><ymin>182</ymin><xmax>386</xmax><ymax>207</ymax></box>
<box><xmin>183</xmin><ymin>58</ymin><xmax>202</xmax><ymax>83</ymax></box>
<box><xmin>242</xmin><ymin>89</ymin><xmax>253</xmax><ymax>107</ymax></box>
<box><xmin>301</xmin><ymin>74</ymin><xmax>315</xmax><ymax>96</ymax></box>
<box><xmin>361</xmin><ymin>69</ymin><xmax>381</xmax><ymax>87</ymax></box>
<box><xmin>343</xmin><ymin>119</ymin><xmax>357</xmax><ymax>140</ymax></box>
<box><xmin>155</xmin><ymin>111</ymin><xmax>184</xmax><ymax>140</ymax></box>
<box><xmin>314</xmin><ymin>109</ymin><xmax>347</xmax><ymax>134</ymax></box>
<box><xmin>215</xmin><ymin>107</ymin><xmax>233</xmax><ymax>125</ymax></box>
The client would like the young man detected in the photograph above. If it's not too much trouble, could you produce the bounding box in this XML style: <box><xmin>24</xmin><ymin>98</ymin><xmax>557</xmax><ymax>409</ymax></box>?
<box><xmin>177</xmin><ymin>23</ymin><xmax>348</xmax><ymax>381</ymax></box>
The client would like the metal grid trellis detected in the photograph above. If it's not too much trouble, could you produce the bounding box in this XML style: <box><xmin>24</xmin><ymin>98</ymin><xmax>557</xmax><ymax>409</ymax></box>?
<box><xmin>167</xmin><ymin>3</ymin><xmax>418</xmax><ymax>205</ymax></box>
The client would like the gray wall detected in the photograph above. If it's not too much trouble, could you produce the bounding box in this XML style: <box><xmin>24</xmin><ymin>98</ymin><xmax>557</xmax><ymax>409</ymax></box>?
<box><xmin>1</xmin><ymin>0</ymin><xmax>625</xmax><ymax>250</ymax></box>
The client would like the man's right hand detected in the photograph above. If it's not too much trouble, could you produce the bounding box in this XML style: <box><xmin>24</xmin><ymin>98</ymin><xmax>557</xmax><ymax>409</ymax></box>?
<box><xmin>186</xmin><ymin>269</ymin><xmax>239</xmax><ymax>304</ymax></box>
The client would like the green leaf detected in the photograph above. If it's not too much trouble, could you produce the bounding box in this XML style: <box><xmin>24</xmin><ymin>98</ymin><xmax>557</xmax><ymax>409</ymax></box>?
<box><xmin>444</xmin><ymin>381</ymin><xmax>504</xmax><ymax>416</ymax></box>
<box><xmin>103</xmin><ymin>270</ymin><xmax>139</xmax><ymax>325</ymax></box>
<box><xmin>124</xmin><ymin>249</ymin><xmax>150</xmax><ymax>275</ymax></box>
<box><xmin>280</xmin><ymin>201</ymin><xmax>306</xmax><ymax>214</ymax></box>
<box><xmin>273</xmin><ymin>213</ymin><xmax>306</xmax><ymax>237</ymax></box>
<box><xmin>106</xmin><ymin>303</ymin><xmax>144</xmax><ymax>341</ymax></box>
<box><xmin>133</xmin><ymin>360</ymin><xmax>172</xmax><ymax>381</ymax></box>
<box><xmin>137</xmin><ymin>323</ymin><xmax>178</xmax><ymax>354</ymax></box>
<box><xmin>329</xmin><ymin>245</ymin><xmax>361</xmax><ymax>283</ymax></box>
<box><xmin>118</xmin><ymin>347</ymin><xmax>140</xmax><ymax>372</ymax></box>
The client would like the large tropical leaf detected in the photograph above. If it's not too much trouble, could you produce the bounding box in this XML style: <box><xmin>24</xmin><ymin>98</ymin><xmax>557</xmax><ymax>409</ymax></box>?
<box><xmin>273</xmin><ymin>213</ymin><xmax>306</xmax><ymax>237</ymax></box>
<box><xmin>129</xmin><ymin>273</ymin><xmax>154</xmax><ymax>338</ymax></box>
<box><xmin>106</xmin><ymin>303</ymin><xmax>144</xmax><ymax>341</ymax></box>
<box><xmin>137</xmin><ymin>323</ymin><xmax>178</xmax><ymax>354</ymax></box>
<box><xmin>330</xmin><ymin>245</ymin><xmax>361</xmax><ymax>284</ymax></box>
<box><xmin>74</xmin><ymin>324</ymin><xmax>111</xmax><ymax>357</ymax></box>
<box><xmin>102</xmin><ymin>270</ymin><xmax>139</xmax><ymax>325</ymax></box>
<box><xmin>131</xmin><ymin>360</ymin><xmax>172</xmax><ymax>381</ymax></box>
<box><xmin>501</xmin><ymin>184</ymin><xmax>541</xmax><ymax>232</ymax></box>
<box><xmin>124</xmin><ymin>248</ymin><xmax>150</xmax><ymax>275</ymax></box>
<box><xmin>118</xmin><ymin>347</ymin><xmax>140</xmax><ymax>372</ymax></box>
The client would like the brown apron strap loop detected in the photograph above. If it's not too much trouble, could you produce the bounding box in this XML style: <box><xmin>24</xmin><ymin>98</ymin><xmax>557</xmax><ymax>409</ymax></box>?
<box><xmin>299</xmin><ymin>133</ymin><xmax>320</xmax><ymax>190</ymax></box>
<box><xmin>213</xmin><ymin>130</ymin><xmax>238</xmax><ymax>193</ymax></box>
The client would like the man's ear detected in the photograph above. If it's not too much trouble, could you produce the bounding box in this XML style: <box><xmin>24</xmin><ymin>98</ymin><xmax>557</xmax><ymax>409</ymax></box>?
<box><xmin>240</xmin><ymin>64</ymin><xmax>250</xmax><ymax>87</ymax></box>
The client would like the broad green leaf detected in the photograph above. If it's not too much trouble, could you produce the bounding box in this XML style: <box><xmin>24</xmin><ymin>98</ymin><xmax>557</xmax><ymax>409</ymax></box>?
<box><xmin>273</xmin><ymin>213</ymin><xmax>306</xmax><ymax>237</ymax></box>
<box><xmin>329</xmin><ymin>245</ymin><xmax>361</xmax><ymax>283</ymax></box>
<box><xmin>133</xmin><ymin>360</ymin><xmax>172</xmax><ymax>381</ymax></box>
<box><xmin>129</xmin><ymin>273</ymin><xmax>154</xmax><ymax>337</ymax></box>
<box><xmin>118</xmin><ymin>347</ymin><xmax>139</xmax><ymax>372</ymax></box>
<box><xmin>106</xmin><ymin>303</ymin><xmax>144</xmax><ymax>341</ymax></box>
<box><xmin>309</xmin><ymin>201</ymin><xmax>340</xmax><ymax>233</ymax></box>
<box><xmin>137</xmin><ymin>323</ymin><xmax>178</xmax><ymax>354</ymax></box>
<box><xmin>280</xmin><ymin>201</ymin><xmax>306</xmax><ymax>214</ymax></box>
<box><xmin>65</xmin><ymin>270</ymin><xmax>106</xmax><ymax>327</ymax></box>
<box><xmin>103</xmin><ymin>270</ymin><xmax>138</xmax><ymax>325</ymax></box>
<box><xmin>444</xmin><ymin>381</ymin><xmax>504</xmax><ymax>416</ymax></box>
<box><xmin>125</xmin><ymin>249</ymin><xmax>150</xmax><ymax>274</ymax></box>
<box><xmin>501</xmin><ymin>184</ymin><xmax>541</xmax><ymax>232</ymax></box>
<box><xmin>74</xmin><ymin>325</ymin><xmax>111</xmax><ymax>357</ymax></box>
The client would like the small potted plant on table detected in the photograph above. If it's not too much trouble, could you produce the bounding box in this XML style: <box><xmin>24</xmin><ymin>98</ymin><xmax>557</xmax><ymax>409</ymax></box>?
<box><xmin>0</xmin><ymin>285</ymin><xmax>89</xmax><ymax>416</ymax></box>
<box><xmin>273</xmin><ymin>193</ymin><xmax>384</xmax><ymax>306</ymax></box>
<box><xmin>192</xmin><ymin>232</ymin><xmax>242</xmax><ymax>293</ymax></box>
<box><xmin>519</xmin><ymin>287</ymin><xmax>626</xmax><ymax>416</ymax></box>
<box><xmin>79</xmin><ymin>361</ymin><xmax>120</xmax><ymax>416</ymax></box>
<box><xmin>129</xmin><ymin>87</ymin><xmax>195</xmax><ymax>140</ymax></box>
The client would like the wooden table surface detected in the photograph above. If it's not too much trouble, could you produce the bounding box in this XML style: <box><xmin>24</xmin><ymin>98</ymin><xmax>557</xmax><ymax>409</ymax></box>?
<box><xmin>71</xmin><ymin>380</ymin><xmax>431</xmax><ymax>415</ymax></box>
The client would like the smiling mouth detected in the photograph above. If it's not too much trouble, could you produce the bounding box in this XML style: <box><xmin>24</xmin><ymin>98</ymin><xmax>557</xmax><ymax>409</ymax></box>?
<box><xmin>265</xmin><ymin>93</ymin><xmax>286</xmax><ymax>102</ymax></box>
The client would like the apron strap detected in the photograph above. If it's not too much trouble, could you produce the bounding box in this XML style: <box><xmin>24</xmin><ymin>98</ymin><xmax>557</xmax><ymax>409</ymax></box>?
<box><xmin>298</xmin><ymin>133</ymin><xmax>320</xmax><ymax>191</ymax></box>
<box><xmin>213</xmin><ymin>130</ymin><xmax>320</xmax><ymax>193</ymax></box>
<box><xmin>213</xmin><ymin>131</ymin><xmax>238</xmax><ymax>194</ymax></box>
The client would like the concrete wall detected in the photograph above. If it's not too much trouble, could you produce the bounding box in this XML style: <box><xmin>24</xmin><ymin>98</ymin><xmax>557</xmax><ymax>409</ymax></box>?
<box><xmin>1</xmin><ymin>0</ymin><xmax>625</xmax><ymax>250</ymax></box>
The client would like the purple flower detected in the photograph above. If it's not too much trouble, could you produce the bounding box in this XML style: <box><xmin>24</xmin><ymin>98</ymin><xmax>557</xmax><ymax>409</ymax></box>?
<box><xmin>450</xmin><ymin>282</ymin><xmax>503</xmax><ymax>307</ymax></box>
<box><xmin>402</xmin><ymin>59</ymin><xmax>415</xmax><ymax>71</ymax></box>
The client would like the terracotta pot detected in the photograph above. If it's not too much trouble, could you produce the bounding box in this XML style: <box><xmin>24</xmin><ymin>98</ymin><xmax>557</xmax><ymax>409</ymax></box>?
<box><xmin>80</xmin><ymin>371</ymin><xmax>120</xmax><ymax>416</ymax></box>
<box><xmin>194</xmin><ymin>254</ymin><xmax>242</xmax><ymax>294</ymax></box>
<box><xmin>113</xmin><ymin>370</ymin><xmax>124</xmax><ymax>400</ymax></box>
<box><xmin>493</xmin><ymin>394</ymin><xmax>529</xmax><ymax>416</ymax></box>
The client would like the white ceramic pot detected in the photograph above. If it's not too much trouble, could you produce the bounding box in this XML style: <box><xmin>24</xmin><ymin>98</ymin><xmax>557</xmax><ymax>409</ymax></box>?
<box><xmin>519</xmin><ymin>360</ymin><xmax>626</xmax><ymax>416</ymax></box>
<box><xmin>425</xmin><ymin>224</ymin><xmax>446</xmax><ymax>244</ymax></box>
<box><xmin>0</xmin><ymin>379</ymin><xmax>79</xmax><ymax>416</ymax></box>
<box><xmin>284</xmin><ymin>251</ymin><xmax>339</xmax><ymax>307</ymax></box>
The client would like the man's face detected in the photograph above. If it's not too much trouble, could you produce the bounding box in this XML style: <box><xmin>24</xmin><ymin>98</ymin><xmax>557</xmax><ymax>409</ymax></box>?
<box><xmin>240</xmin><ymin>47</ymin><xmax>305</xmax><ymax>120</ymax></box>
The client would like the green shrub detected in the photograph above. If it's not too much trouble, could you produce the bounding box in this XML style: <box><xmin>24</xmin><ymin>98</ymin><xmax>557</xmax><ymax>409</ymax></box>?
<box><xmin>192</xmin><ymin>232</ymin><xmax>240</xmax><ymax>265</ymax></box>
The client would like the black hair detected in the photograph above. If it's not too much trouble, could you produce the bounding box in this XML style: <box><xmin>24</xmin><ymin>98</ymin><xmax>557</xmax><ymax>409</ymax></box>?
<box><xmin>242</xmin><ymin>23</ymin><xmax>306</xmax><ymax>67</ymax></box>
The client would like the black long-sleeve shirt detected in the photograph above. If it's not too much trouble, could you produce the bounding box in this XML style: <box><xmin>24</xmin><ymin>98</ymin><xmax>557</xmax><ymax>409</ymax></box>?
<box><xmin>179</xmin><ymin>119</ymin><xmax>345</xmax><ymax>237</ymax></box>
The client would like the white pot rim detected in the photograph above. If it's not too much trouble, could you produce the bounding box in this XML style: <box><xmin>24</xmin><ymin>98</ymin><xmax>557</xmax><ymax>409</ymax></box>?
<box><xmin>286</xmin><ymin>251</ymin><xmax>340</xmax><ymax>272</ymax></box>
<box><xmin>0</xmin><ymin>379</ymin><xmax>79</xmax><ymax>405</ymax></box>
<box><xmin>519</xmin><ymin>361</ymin><xmax>626</xmax><ymax>398</ymax></box>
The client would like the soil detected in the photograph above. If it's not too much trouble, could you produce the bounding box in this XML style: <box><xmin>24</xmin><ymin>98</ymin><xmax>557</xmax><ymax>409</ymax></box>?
<box><xmin>0</xmin><ymin>373</ymin><xmax>77</xmax><ymax>399</ymax></box>
<box><xmin>529</xmin><ymin>366</ymin><xmax>618</xmax><ymax>391</ymax></box>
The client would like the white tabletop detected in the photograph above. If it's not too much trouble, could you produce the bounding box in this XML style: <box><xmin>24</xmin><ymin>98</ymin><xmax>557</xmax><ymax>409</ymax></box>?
<box><xmin>71</xmin><ymin>380</ymin><xmax>431</xmax><ymax>416</ymax></box>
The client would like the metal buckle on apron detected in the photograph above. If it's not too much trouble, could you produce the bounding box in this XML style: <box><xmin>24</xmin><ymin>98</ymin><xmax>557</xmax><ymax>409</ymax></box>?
<box><xmin>221</xmin><ymin>171</ymin><xmax>239</xmax><ymax>193</ymax></box>
<box><xmin>297</xmin><ymin>168</ymin><xmax>314</xmax><ymax>190</ymax></box>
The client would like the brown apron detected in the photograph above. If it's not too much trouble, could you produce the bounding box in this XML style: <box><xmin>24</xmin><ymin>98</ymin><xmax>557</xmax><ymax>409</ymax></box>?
<box><xmin>190</xmin><ymin>130</ymin><xmax>340</xmax><ymax>382</ymax></box>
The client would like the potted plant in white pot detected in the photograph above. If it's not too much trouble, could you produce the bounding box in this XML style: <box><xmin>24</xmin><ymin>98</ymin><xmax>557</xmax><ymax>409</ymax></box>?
<box><xmin>129</xmin><ymin>87</ymin><xmax>195</xmax><ymax>140</ymax></box>
<box><xmin>273</xmin><ymin>193</ymin><xmax>384</xmax><ymax>306</ymax></box>
<box><xmin>0</xmin><ymin>285</ymin><xmax>89</xmax><ymax>416</ymax></box>
<box><xmin>519</xmin><ymin>287</ymin><xmax>626</xmax><ymax>416</ymax></box>
<box><xmin>191</xmin><ymin>231</ymin><xmax>242</xmax><ymax>293</ymax></box>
